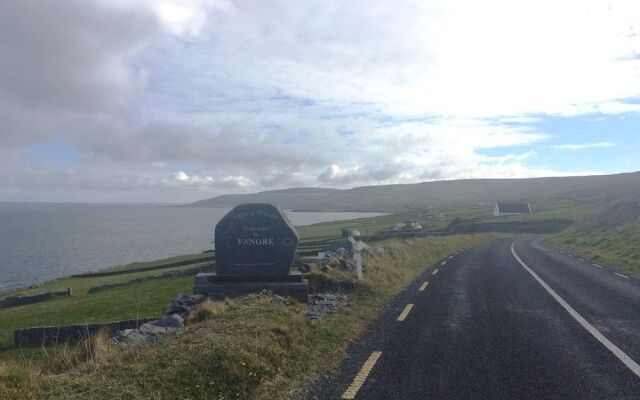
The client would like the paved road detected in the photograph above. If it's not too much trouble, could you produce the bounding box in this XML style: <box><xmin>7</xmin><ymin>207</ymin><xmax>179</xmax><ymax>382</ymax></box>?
<box><xmin>305</xmin><ymin>238</ymin><xmax>640</xmax><ymax>400</ymax></box>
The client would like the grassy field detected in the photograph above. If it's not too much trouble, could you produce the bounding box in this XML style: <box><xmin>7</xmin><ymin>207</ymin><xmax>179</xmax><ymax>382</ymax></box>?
<box><xmin>0</xmin><ymin>211</ymin><xmax>445</xmax><ymax>351</ymax></box>
<box><xmin>0</xmin><ymin>205</ymin><xmax>585</xmax><ymax>352</ymax></box>
<box><xmin>0</xmin><ymin>233</ymin><xmax>500</xmax><ymax>400</ymax></box>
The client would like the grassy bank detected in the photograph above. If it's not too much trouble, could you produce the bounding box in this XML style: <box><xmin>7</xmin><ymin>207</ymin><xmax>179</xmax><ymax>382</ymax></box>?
<box><xmin>1</xmin><ymin>234</ymin><xmax>499</xmax><ymax>399</ymax></box>
<box><xmin>547</xmin><ymin>201</ymin><xmax>640</xmax><ymax>277</ymax></box>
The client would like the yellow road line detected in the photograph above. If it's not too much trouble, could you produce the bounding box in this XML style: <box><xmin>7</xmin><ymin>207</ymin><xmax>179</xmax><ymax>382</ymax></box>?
<box><xmin>418</xmin><ymin>281</ymin><xmax>429</xmax><ymax>292</ymax></box>
<box><xmin>341</xmin><ymin>351</ymin><xmax>383</xmax><ymax>399</ymax></box>
<box><xmin>432</xmin><ymin>268</ymin><xmax>439</xmax><ymax>276</ymax></box>
<box><xmin>397</xmin><ymin>304</ymin><xmax>414</xmax><ymax>322</ymax></box>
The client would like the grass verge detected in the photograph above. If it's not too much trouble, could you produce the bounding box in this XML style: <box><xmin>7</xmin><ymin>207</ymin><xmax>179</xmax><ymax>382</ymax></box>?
<box><xmin>546</xmin><ymin>201</ymin><xmax>640</xmax><ymax>277</ymax></box>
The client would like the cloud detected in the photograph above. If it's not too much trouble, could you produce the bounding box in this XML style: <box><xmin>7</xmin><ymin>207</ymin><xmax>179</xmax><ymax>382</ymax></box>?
<box><xmin>0</xmin><ymin>0</ymin><xmax>638</xmax><ymax>202</ymax></box>
<box><xmin>552</xmin><ymin>142</ymin><xmax>616</xmax><ymax>151</ymax></box>
<box><xmin>167</xmin><ymin>171</ymin><xmax>253</xmax><ymax>189</ymax></box>
<box><xmin>0</xmin><ymin>1</ymin><xmax>156</xmax><ymax>114</ymax></box>
<box><xmin>148</xmin><ymin>0</ymin><xmax>639</xmax><ymax>118</ymax></box>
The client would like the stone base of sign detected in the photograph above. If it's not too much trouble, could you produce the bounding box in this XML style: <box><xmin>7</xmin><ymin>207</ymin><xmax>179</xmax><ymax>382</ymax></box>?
<box><xmin>193</xmin><ymin>272</ymin><xmax>308</xmax><ymax>303</ymax></box>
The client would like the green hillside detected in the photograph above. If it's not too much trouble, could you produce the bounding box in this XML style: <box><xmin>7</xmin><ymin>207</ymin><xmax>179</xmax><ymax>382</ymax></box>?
<box><xmin>190</xmin><ymin>171</ymin><xmax>640</xmax><ymax>212</ymax></box>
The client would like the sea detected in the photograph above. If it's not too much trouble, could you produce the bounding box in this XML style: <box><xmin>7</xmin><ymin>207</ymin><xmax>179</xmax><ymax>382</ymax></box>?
<box><xmin>0</xmin><ymin>203</ymin><xmax>383</xmax><ymax>293</ymax></box>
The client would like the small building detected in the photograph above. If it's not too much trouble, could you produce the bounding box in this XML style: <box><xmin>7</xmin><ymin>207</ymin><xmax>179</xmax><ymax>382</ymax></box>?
<box><xmin>341</xmin><ymin>227</ymin><xmax>361</xmax><ymax>238</ymax></box>
<box><xmin>389</xmin><ymin>220</ymin><xmax>423</xmax><ymax>231</ymax></box>
<box><xmin>406</xmin><ymin>220</ymin><xmax>423</xmax><ymax>230</ymax></box>
<box><xmin>493</xmin><ymin>202</ymin><xmax>532</xmax><ymax>217</ymax></box>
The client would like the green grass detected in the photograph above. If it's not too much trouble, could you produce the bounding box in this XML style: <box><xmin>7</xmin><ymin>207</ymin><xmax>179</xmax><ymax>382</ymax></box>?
<box><xmin>548</xmin><ymin>224</ymin><xmax>640</xmax><ymax>277</ymax></box>
<box><xmin>0</xmin><ymin>233</ymin><xmax>500</xmax><ymax>400</ymax></box>
<box><xmin>0</xmin><ymin>275</ymin><xmax>194</xmax><ymax>351</ymax></box>
<box><xmin>546</xmin><ymin>201</ymin><xmax>640</xmax><ymax>277</ymax></box>
<box><xmin>104</xmin><ymin>253</ymin><xmax>212</xmax><ymax>272</ymax></box>
<box><xmin>0</xmin><ymin>261</ymin><xmax>209</xmax><ymax>302</ymax></box>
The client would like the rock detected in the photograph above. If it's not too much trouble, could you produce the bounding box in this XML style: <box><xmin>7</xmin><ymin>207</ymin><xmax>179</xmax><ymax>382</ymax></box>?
<box><xmin>138</xmin><ymin>322</ymin><xmax>181</xmax><ymax>336</ymax></box>
<box><xmin>111</xmin><ymin>314</ymin><xmax>184</xmax><ymax>345</ymax></box>
<box><xmin>307</xmin><ymin>292</ymin><xmax>350</xmax><ymax>322</ymax></box>
<box><xmin>112</xmin><ymin>329</ymin><xmax>156</xmax><ymax>345</ymax></box>
<box><xmin>153</xmin><ymin>314</ymin><xmax>184</xmax><ymax>328</ymax></box>
<box><xmin>299</xmin><ymin>263</ymin><xmax>317</xmax><ymax>273</ymax></box>
<box><xmin>163</xmin><ymin>304</ymin><xmax>191</xmax><ymax>315</ymax></box>
<box><xmin>339</xmin><ymin>259</ymin><xmax>355</xmax><ymax>271</ymax></box>
<box><xmin>174</xmin><ymin>293</ymin><xmax>206</xmax><ymax>307</ymax></box>
<box><xmin>320</xmin><ymin>264</ymin><xmax>333</xmax><ymax>272</ymax></box>
<box><xmin>271</xmin><ymin>294</ymin><xmax>286</xmax><ymax>305</ymax></box>
<box><xmin>163</xmin><ymin>293</ymin><xmax>207</xmax><ymax>316</ymax></box>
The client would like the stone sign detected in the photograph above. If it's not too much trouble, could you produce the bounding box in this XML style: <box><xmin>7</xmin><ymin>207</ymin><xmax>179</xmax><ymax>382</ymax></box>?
<box><xmin>215</xmin><ymin>203</ymin><xmax>298</xmax><ymax>276</ymax></box>
<box><xmin>194</xmin><ymin>204</ymin><xmax>308</xmax><ymax>302</ymax></box>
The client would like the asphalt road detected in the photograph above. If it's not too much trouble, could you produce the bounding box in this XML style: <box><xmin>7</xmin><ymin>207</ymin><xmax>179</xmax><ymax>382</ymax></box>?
<box><xmin>305</xmin><ymin>238</ymin><xmax>640</xmax><ymax>400</ymax></box>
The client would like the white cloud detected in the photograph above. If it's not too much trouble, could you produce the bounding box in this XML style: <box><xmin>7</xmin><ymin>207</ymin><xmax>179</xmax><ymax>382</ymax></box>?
<box><xmin>168</xmin><ymin>170</ymin><xmax>253</xmax><ymax>189</ymax></box>
<box><xmin>150</xmin><ymin>0</ymin><xmax>208</xmax><ymax>36</ymax></box>
<box><xmin>552</xmin><ymin>142</ymin><xmax>616</xmax><ymax>151</ymax></box>
<box><xmin>0</xmin><ymin>0</ymin><xmax>638</xmax><ymax>201</ymax></box>
<box><xmin>151</xmin><ymin>0</ymin><xmax>639</xmax><ymax>118</ymax></box>
<box><xmin>173</xmin><ymin>170</ymin><xmax>190</xmax><ymax>181</ymax></box>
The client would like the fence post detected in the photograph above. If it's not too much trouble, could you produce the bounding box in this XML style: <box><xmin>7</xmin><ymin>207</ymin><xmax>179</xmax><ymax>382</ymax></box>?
<box><xmin>355</xmin><ymin>249</ymin><xmax>362</xmax><ymax>281</ymax></box>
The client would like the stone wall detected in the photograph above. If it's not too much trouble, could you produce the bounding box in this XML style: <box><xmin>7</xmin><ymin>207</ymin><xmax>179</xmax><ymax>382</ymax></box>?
<box><xmin>0</xmin><ymin>288</ymin><xmax>72</xmax><ymax>309</ymax></box>
<box><xmin>72</xmin><ymin>256</ymin><xmax>213</xmax><ymax>278</ymax></box>
<box><xmin>14</xmin><ymin>317</ymin><xmax>158</xmax><ymax>346</ymax></box>
<box><xmin>87</xmin><ymin>264</ymin><xmax>212</xmax><ymax>294</ymax></box>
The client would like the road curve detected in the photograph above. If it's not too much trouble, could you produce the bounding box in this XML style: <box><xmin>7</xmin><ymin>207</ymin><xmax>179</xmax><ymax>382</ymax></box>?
<box><xmin>304</xmin><ymin>238</ymin><xmax>640</xmax><ymax>400</ymax></box>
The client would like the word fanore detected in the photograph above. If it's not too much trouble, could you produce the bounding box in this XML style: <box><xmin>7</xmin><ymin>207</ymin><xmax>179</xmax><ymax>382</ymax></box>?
<box><xmin>237</xmin><ymin>237</ymin><xmax>275</xmax><ymax>246</ymax></box>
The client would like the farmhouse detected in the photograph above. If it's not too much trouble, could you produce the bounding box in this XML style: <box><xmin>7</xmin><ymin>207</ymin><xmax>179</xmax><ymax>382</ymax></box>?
<box><xmin>493</xmin><ymin>202</ymin><xmax>532</xmax><ymax>217</ymax></box>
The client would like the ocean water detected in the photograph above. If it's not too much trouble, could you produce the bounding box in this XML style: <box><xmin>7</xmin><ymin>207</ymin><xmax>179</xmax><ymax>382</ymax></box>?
<box><xmin>0</xmin><ymin>203</ymin><xmax>383</xmax><ymax>293</ymax></box>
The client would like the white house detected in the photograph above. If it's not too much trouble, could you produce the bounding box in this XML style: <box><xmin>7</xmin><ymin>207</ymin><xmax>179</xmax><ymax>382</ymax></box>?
<box><xmin>493</xmin><ymin>202</ymin><xmax>532</xmax><ymax>217</ymax></box>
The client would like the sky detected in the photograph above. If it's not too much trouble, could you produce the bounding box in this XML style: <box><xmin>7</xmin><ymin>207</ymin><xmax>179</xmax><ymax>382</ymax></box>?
<box><xmin>0</xmin><ymin>0</ymin><xmax>639</xmax><ymax>203</ymax></box>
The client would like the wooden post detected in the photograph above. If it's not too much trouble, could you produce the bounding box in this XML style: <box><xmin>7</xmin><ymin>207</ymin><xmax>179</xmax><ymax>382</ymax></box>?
<box><xmin>355</xmin><ymin>249</ymin><xmax>362</xmax><ymax>280</ymax></box>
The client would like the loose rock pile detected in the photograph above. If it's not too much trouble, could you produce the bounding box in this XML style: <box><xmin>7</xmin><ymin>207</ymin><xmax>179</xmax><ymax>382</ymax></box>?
<box><xmin>163</xmin><ymin>293</ymin><xmax>207</xmax><ymax>316</ymax></box>
<box><xmin>234</xmin><ymin>290</ymin><xmax>289</xmax><ymax>305</ymax></box>
<box><xmin>112</xmin><ymin>293</ymin><xmax>205</xmax><ymax>345</ymax></box>
<box><xmin>110</xmin><ymin>245</ymin><xmax>379</xmax><ymax>345</ymax></box>
<box><xmin>307</xmin><ymin>292</ymin><xmax>350</xmax><ymax>323</ymax></box>
<box><xmin>302</xmin><ymin>237</ymin><xmax>385</xmax><ymax>273</ymax></box>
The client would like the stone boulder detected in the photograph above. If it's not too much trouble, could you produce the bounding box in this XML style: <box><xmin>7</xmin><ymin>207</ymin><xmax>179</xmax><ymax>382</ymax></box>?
<box><xmin>112</xmin><ymin>329</ymin><xmax>157</xmax><ymax>345</ymax></box>
<box><xmin>163</xmin><ymin>293</ymin><xmax>206</xmax><ymax>316</ymax></box>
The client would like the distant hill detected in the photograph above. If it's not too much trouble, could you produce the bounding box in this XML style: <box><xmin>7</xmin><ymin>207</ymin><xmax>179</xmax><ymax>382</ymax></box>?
<box><xmin>189</xmin><ymin>171</ymin><xmax>640</xmax><ymax>212</ymax></box>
